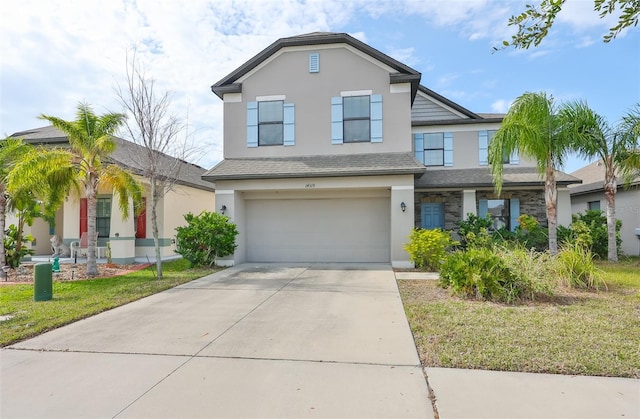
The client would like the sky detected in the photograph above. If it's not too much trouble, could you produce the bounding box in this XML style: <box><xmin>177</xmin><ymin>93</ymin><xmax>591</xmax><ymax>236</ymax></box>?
<box><xmin>1</xmin><ymin>0</ymin><xmax>639</xmax><ymax>173</ymax></box>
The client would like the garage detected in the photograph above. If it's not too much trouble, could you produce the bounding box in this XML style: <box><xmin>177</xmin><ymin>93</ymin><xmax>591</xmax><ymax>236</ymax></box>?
<box><xmin>246</xmin><ymin>196</ymin><xmax>390</xmax><ymax>263</ymax></box>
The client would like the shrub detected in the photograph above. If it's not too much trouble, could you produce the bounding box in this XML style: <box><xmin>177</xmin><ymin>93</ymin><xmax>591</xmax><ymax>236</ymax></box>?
<box><xmin>439</xmin><ymin>247</ymin><xmax>523</xmax><ymax>303</ymax></box>
<box><xmin>3</xmin><ymin>224</ymin><xmax>35</xmax><ymax>268</ymax></box>
<box><xmin>560</xmin><ymin>210</ymin><xmax>621</xmax><ymax>259</ymax></box>
<box><xmin>494</xmin><ymin>243</ymin><xmax>556</xmax><ymax>299</ymax></box>
<box><xmin>554</xmin><ymin>241</ymin><xmax>605</xmax><ymax>290</ymax></box>
<box><xmin>404</xmin><ymin>228</ymin><xmax>457</xmax><ymax>271</ymax></box>
<box><xmin>513</xmin><ymin>214</ymin><xmax>548</xmax><ymax>251</ymax></box>
<box><xmin>175</xmin><ymin>211</ymin><xmax>239</xmax><ymax>267</ymax></box>
<box><xmin>457</xmin><ymin>214</ymin><xmax>493</xmax><ymax>249</ymax></box>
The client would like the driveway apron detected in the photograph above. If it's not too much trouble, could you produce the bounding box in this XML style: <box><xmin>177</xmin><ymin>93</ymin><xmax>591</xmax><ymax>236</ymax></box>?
<box><xmin>1</xmin><ymin>264</ymin><xmax>433</xmax><ymax>419</ymax></box>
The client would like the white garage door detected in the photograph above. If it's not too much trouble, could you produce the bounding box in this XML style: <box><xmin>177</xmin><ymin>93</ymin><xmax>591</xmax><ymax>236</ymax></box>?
<box><xmin>246</xmin><ymin>197</ymin><xmax>390</xmax><ymax>263</ymax></box>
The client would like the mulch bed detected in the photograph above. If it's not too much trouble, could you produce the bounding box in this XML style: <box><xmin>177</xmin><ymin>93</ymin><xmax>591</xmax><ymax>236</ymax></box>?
<box><xmin>0</xmin><ymin>262</ymin><xmax>151</xmax><ymax>285</ymax></box>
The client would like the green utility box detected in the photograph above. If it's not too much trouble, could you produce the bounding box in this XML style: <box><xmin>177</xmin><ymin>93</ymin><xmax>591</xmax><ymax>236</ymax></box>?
<box><xmin>34</xmin><ymin>263</ymin><xmax>53</xmax><ymax>301</ymax></box>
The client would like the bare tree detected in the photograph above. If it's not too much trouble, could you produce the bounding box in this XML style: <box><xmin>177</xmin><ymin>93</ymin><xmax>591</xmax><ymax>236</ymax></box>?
<box><xmin>115</xmin><ymin>50</ymin><xmax>195</xmax><ymax>278</ymax></box>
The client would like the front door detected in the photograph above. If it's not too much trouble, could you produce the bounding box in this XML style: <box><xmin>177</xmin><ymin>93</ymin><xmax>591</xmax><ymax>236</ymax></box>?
<box><xmin>421</xmin><ymin>203</ymin><xmax>444</xmax><ymax>230</ymax></box>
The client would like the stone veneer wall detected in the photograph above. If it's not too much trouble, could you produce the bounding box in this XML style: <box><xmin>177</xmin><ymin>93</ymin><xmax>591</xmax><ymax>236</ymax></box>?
<box><xmin>414</xmin><ymin>191</ymin><xmax>462</xmax><ymax>230</ymax></box>
<box><xmin>414</xmin><ymin>190</ymin><xmax>548</xmax><ymax>231</ymax></box>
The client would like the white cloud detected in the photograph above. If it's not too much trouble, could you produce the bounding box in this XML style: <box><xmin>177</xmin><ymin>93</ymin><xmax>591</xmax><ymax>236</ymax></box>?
<box><xmin>491</xmin><ymin>99</ymin><xmax>511</xmax><ymax>113</ymax></box>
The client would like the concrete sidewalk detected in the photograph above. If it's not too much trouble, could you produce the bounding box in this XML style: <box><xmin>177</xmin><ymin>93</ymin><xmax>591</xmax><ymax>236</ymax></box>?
<box><xmin>1</xmin><ymin>264</ymin><xmax>432</xmax><ymax>418</ymax></box>
<box><xmin>426</xmin><ymin>367</ymin><xmax>639</xmax><ymax>418</ymax></box>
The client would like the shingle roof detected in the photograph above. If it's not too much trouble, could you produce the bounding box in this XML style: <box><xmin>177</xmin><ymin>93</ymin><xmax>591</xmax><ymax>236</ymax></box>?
<box><xmin>415</xmin><ymin>167</ymin><xmax>581</xmax><ymax>189</ymax></box>
<box><xmin>211</xmin><ymin>32</ymin><xmax>422</xmax><ymax>104</ymax></box>
<box><xmin>9</xmin><ymin>126</ymin><xmax>215</xmax><ymax>191</ymax></box>
<box><xmin>568</xmin><ymin>160</ymin><xmax>639</xmax><ymax>195</ymax></box>
<box><xmin>202</xmin><ymin>153</ymin><xmax>426</xmax><ymax>181</ymax></box>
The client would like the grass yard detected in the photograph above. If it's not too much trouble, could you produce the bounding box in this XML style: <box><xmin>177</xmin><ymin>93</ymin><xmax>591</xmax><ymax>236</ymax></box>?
<box><xmin>398</xmin><ymin>257</ymin><xmax>640</xmax><ymax>378</ymax></box>
<box><xmin>0</xmin><ymin>259</ymin><xmax>219</xmax><ymax>347</ymax></box>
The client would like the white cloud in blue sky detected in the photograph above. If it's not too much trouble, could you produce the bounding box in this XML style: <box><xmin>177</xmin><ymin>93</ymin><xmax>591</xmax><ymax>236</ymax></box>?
<box><xmin>1</xmin><ymin>0</ymin><xmax>638</xmax><ymax>172</ymax></box>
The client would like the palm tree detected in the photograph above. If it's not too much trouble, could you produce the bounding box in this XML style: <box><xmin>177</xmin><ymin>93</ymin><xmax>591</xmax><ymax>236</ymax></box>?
<box><xmin>40</xmin><ymin>103</ymin><xmax>143</xmax><ymax>277</ymax></box>
<box><xmin>559</xmin><ymin>102</ymin><xmax>640</xmax><ymax>262</ymax></box>
<box><xmin>1</xmin><ymin>138</ymin><xmax>74</xmax><ymax>278</ymax></box>
<box><xmin>489</xmin><ymin>92</ymin><xmax>573</xmax><ymax>255</ymax></box>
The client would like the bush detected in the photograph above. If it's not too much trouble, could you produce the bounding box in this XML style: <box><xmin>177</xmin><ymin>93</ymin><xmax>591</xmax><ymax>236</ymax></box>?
<box><xmin>3</xmin><ymin>224</ymin><xmax>34</xmax><ymax>268</ymax></box>
<box><xmin>555</xmin><ymin>241</ymin><xmax>605</xmax><ymax>290</ymax></box>
<box><xmin>513</xmin><ymin>214</ymin><xmax>548</xmax><ymax>251</ymax></box>
<box><xmin>559</xmin><ymin>210</ymin><xmax>621</xmax><ymax>259</ymax></box>
<box><xmin>404</xmin><ymin>228</ymin><xmax>457</xmax><ymax>271</ymax></box>
<box><xmin>439</xmin><ymin>247</ymin><xmax>524</xmax><ymax>303</ymax></box>
<box><xmin>175</xmin><ymin>211</ymin><xmax>239</xmax><ymax>267</ymax></box>
<box><xmin>494</xmin><ymin>243</ymin><xmax>556</xmax><ymax>299</ymax></box>
<box><xmin>457</xmin><ymin>214</ymin><xmax>493</xmax><ymax>249</ymax></box>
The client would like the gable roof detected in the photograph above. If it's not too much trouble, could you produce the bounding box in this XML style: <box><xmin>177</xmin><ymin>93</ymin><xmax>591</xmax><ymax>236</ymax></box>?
<box><xmin>568</xmin><ymin>160</ymin><xmax>640</xmax><ymax>195</ymax></box>
<box><xmin>211</xmin><ymin>32</ymin><xmax>422</xmax><ymax>104</ymax></box>
<box><xmin>415</xmin><ymin>167</ymin><xmax>580</xmax><ymax>189</ymax></box>
<box><xmin>202</xmin><ymin>153</ymin><xmax>425</xmax><ymax>182</ymax></box>
<box><xmin>9</xmin><ymin>126</ymin><xmax>215</xmax><ymax>192</ymax></box>
<box><xmin>411</xmin><ymin>86</ymin><xmax>504</xmax><ymax>126</ymax></box>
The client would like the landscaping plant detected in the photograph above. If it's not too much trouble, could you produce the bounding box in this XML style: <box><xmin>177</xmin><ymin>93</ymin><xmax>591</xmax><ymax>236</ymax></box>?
<box><xmin>175</xmin><ymin>211</ymin><xmax>239</xmax><ymax>267</ymax></box>
<box><xmin>404</xmin><ymin>228</ymin><xmax>457</xmax><ymax>271</ymax></box>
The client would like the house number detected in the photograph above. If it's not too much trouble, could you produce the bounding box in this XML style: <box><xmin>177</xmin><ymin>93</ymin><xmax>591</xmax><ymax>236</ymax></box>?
<box><xmin>305</xmin><ymin>183</ymin><xmax>315</xmax><ymax>188</ymax></box>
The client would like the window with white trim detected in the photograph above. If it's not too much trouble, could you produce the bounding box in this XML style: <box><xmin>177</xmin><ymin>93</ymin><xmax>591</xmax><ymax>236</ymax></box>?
<box><xmin>96</xmin><ymin>197</ymin><xmax>111</xmax><ymax>238</ymax></box>
<box><xmin>479</xmin><ymin>130</ymin><xmax>519</xmax><ymax>165</ymax></box>
<box><xmin>413</xmin><ymin>132</ymin><xmax>453</xmax><ymax>166</ymax></box>
<box><xmin>331</xmin><ymin>94</ymin><xmax>382</xmax><ymax>144</ymax></box>
<box><xmin>247</xmin><ymin>100</ymin><xmax>295</xmax><ymax>147</ymax></box>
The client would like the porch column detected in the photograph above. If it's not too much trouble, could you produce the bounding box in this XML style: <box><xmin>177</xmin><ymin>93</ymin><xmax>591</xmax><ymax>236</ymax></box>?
<box><xmin>462</xmin><ymin>189</ymin><xmax>477</xmax><ymax>219</ymax></box>
<box><xmin>109</xmin><ymin>195</ymin><xmax>136</xmax><ymax>264</ymax></box>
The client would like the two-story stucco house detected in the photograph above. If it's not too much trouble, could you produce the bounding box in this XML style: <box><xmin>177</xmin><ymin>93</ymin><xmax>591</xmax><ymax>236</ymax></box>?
<box><xmin>204</xmin><ymin>32</ymin><xmax>579</xmax><ymax>267</ymax></box>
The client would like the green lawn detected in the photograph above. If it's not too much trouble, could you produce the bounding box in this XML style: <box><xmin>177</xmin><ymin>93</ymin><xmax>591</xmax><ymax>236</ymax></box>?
<box><xmin>398</xmin><ymin>257</ymin><xmax>640</xmax><ymax>378</ymax></box>
<box><xmin>0</xmin><ymin>259</ymin><xmax>219</xmax><ymax>347</ymax></box>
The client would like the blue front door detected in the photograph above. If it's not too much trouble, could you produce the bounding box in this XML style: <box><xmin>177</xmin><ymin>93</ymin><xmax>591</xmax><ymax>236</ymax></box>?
<box><xmin>421</xmin><ymin>203</ymin><xmax>444</xmax><ymax>230</ymax></box>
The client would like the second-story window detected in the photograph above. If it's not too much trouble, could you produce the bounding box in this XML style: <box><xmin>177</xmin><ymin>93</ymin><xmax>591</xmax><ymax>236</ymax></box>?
<box><xmin>247</xmin><ymin>99</ymin><xmax>295</xmax><ymax>148</ymax></box>
<box><xmin>413</xmin><ymin>132</ymin><xmax>453</xmax><ymax>167</ymax></box>
<box><xmin>479</xmin><ymin>130</ymin><xmax>519</xmax><ymax>165</ymax></box>
<box><xmin>343</xmin><ymin>96</ymin><xmax>370</xmax><ymax>143</ymax></box>
<box><xmin>331</xmin><ymin>93</ymin><xmax>382</xmax><ymax>144</ymax></box>
<box><xmin>258</xmin><ymin>100</ymin><xmax>284</xmax><ymax>146</ymax></box>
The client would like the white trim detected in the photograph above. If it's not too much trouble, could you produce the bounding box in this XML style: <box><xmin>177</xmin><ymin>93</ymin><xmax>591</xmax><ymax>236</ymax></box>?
<box><xmin>390</xmin><ymin>83</ymin><xmax>410</xmax><ymax>93</ymax></box>
<box><xmin>215</xmin><ymin>190</ymin><xmax>234</xmax><ymax>195</ymax></box>
<box><xmin>391</xmin><ymin>185</ymin><xmax>414</xmax><ymax>191</ymax></box>
<box><xmin>256</xmin><ymin>94</ymin><xmax>286</xmax><ymax>101</ymax></box>
<box><xmin>341</xmin><ymin>90</ymin><xmax>373</xmax><ymax>97</ymax></box>
<box><xmin>223</xmin><ymin>93</ymin><xmax>242</xmax><ymax>103</ymax></box>
<box><xmin>392</xmin><ymin>260</ymin><xmax>415</xmax><ymax>269</ymax></box>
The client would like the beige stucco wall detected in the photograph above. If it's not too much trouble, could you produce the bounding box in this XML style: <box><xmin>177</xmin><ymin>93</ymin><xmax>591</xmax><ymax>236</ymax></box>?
<box><xmin>215</xmin><ymin>174</ymin><xmax>415</xmax><ymax>267</ymax></box>
<box><xmin>571</xmin><ymin>187</ymin><xmax>640</xmax><ymax>256</ymax></box>
<box><xmin>411</xmin><ymin>124</ymin><xmax>538</xmax><ymax>169</ymax></box>
<box><xmin>223</xmin><ymin>44</ymin><xmax>413</xmax><ymax>158</ymax></box>
<box><xmin>163</xmin><ymin>184</ymin><xmax>216</xmax><ymax>243</ymax></box>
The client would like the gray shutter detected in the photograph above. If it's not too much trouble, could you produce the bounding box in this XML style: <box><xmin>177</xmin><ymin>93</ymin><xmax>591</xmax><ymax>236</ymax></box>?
<box><xmin>370</xmin><ymin>94</ymin><xmax>383</xmax><ymax>143</ymax></box>
<box><xmin>510</xmin><ymin>198</ymin><xmax>520</xmax><ymax>232</ymax></box>
<box><xmin>331</xmin><ymin>97</ymin><xmax>343</xmax><ymax>144</ymax></box>
<box><xmin>478</xmin><ymin>130</ymin><xmax>488</xmax><ymax>165</ymax></box>
<box><xmin>283</xmin><ymin>103</ymin><xmax>295</xmax><ymax>146</ymax></box>
<box><xmin>478</xmin><ymin>199</ymin><xmax>488</xmax><ymax>218</ymax></box>
<box><xmin>247</xmin><ymin>101</ymin><xmax>258</xmax><ymax>148</ymax></box>
<box><xmin>444</xmin><ymin>132</ymin><xmax>453</xmax><ymax>166</ymax></box>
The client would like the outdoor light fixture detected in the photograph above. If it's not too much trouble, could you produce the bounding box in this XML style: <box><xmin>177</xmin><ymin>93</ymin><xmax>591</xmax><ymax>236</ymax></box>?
<box><xmin>220</xmin><ymin>205</ymin><xmax>227</xmax><ymax>215</ymax></box>
<box><xmin>400</xmin><ymin>202</ymin><xmax>407</xmax><ymax>212</ymax></box>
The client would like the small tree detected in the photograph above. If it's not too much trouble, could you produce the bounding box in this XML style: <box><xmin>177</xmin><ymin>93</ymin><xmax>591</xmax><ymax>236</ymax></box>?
<box><xmin>175</xmin><ymin>211</ymin><xmax>238</xmax><ymax>267</ymax></box>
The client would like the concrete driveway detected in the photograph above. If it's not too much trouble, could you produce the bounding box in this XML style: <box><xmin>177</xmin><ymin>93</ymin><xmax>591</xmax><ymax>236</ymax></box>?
<box><xmin>1</xmin><ymin>264</ymin><xmax>433</xmax><ymax>418</ymax></box>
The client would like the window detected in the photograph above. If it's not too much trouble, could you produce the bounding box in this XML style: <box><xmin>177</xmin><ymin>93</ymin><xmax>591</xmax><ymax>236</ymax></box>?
<box><xmin>588</xmin><ymin>201</ymin><xmax>601</xmax><ymax>211</ymax></box>
<box><xmin>479</xmin><ymin>198</ymin><xmax>520</xmax><ymax>232</ymax></box>
<box><xmin>331</xmin><ymin>94</ymin><xmax>382</xmax><ymax>144</ymax></box>
<box><xmin>247</xmin><ymin>100</ymin><xmax>295</xmax><ymax>147</ymax></box>
<box><xmin>96</xmin><ymin>197</ymin><xmax>111</xmax><ymax>238</ymax></box>
<box><xmin>479</xmin><ymin>130</ymin><xmax>519</xmax><ymax>165</ymax></box>
<box><xmin>258</xmin><ymin>100</ymin><xmax>284</xmax><ymax>146</ymax></box>
<box><xmin>413</xmin><ymin>132</ymin><xmax>453</xmax><ymax>166</ymax></box>
<box><xmin>343</xmin><ymin>96</ymin><xmax>370</xmax><ymax>142</ymax></box>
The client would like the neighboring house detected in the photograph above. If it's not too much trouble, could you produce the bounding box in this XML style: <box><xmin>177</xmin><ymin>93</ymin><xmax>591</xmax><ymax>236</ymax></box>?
<box><xmin>203</xmin><ymin>32</ymin><xmax>579</xmax><ymax>267</ymax></box>
<box><xmin>569</xmin><ymin>161</ymin><xmax>640</xmax><ymax>256</ymax></box>
<box><xmin>7</xmin><ymin>126</ymin><xmax>216</xmax><ymax>263</ymax></box>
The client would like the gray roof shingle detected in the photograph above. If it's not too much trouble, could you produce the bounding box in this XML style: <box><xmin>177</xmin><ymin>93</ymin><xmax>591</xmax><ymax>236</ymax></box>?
<box><xmin>10</xmin><ymin>126</ymin><xmax>214</xmax><ymax>191</ymax></box>
<box><xmin>415</xmin><ymin>167</ymin><xmax>581</xmax><ymax>189</ymax></box>
<box><xmin>202</xmin><ymin>153</ymin><xmax>426</xmax><ymax>181</ymax></box>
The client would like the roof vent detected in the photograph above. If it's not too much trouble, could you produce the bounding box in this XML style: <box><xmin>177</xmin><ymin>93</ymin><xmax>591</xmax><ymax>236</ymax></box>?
<box><xmin>309</xmin><ymin>53</ymin><xmax>319</xmax><ymax>73</ymax></box>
